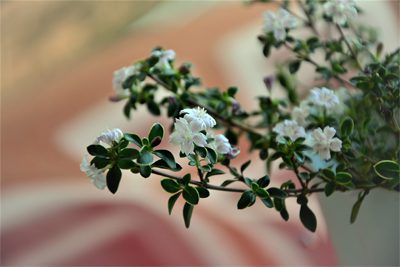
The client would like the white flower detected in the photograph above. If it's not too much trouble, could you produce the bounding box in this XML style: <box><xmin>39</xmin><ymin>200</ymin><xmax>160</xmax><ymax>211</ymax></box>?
<box><xmin>273</xmin><ymin>120</ymin><xmax>306</xmax><ymax>141</ymax></box>
<box><xmin>152</xmin><ymin>49</ymin><xmax>176</xmax><ymax>69</ymax></box>
<box><xmin>263</xmin><ymin>8</ymin><xmax>297</xmax><ymax>41</ymax></box>
<box><xmin>323</xmin><ymin>0</ymin><xmax>357</xmax><ymax>26</ymax></box>
<box><xmin>180</xmin><ymin>107</ymin><xmax>216</xmax><ymax>131</ymax></box>
<box><xmin>80</xmin><ymin>154</ymin><xmax>107</xmax><ymax>190</ymax></box>
<box><xmin>94</xmin><ymin>128</ymin><xmax>124</xmax><ymax>146</ymax></box>
<box><xmin>169</xmin><ymin>117</ymin><xmax>207</xmax><ymax>155</ymax></box>
<box><xmin>112</xmin><ymin>65</ymin><xmax>138</xmax><ymax>97</ymax></box>
<box><xmin>308</xmin><ymin>87</ymin><xmax>340</xmax><ymax>110</ymax></box>
<box><xmin>310</xmin><ymin>126</ymin><xmax>342</xmax><ymax>160</ymax></box>
<box><xmin>292</xmin><ymin>101</ymin><xmax>310</xmax><ymax>126</ymax></box>
<box><xmin>207</xmin><ymin>132</ymin><xmax>232</xmax><ymax>154</ymax></box>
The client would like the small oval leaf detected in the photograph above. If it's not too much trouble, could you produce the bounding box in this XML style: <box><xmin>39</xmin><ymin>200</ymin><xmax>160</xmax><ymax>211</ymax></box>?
<box><xmin>373</xmin><ymin>160</ymin><xmax>400</xmax><ymax>180</ymax></box>
<box><xmin>300</xmin><ymin>204</ymin><xmax>317</xmax><ymax>232</ymax></box>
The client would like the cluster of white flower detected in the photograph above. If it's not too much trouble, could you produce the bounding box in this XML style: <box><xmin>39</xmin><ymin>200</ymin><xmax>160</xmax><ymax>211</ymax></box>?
<box><xmin>323</xmin><ymin>0</ymin><xmax>358</xmax><ymax>26</ymax></box>
<box><xmin>273</xmin><ymin>87</ymin><xmax>344</xmax><ymax>160</ymax></box>
<box><xmin>94</xmin><ymin>128</ymin><xmax>124</xmax><ymax>146</ymax></box>
<box><xmin>112</xmin><ymin>49</ymin><xmax>176</xmax><ymax>100</ymax></box>
<box><xmin>151</xmin><ymin>49</ymin><xmax>176</xmax><ymax>70</ymax></box>
<box><xmin>170</xmin><ymin>107</ymin><xmax>239</xmax><ymax>158</ymax></box>
<box><xmin>81</xmin><ymin>128</ymin><xmax>124</xmax><ymax>189</ymax></box>
<box><xmin>273</xmin><ymin>120</ymin><xmax>306</xmax><ymax>141</ymax></box>
<box><xmin>308</xmin><ymin>87</ymin><xmax>340</xmax><ymax>110</ymax></box>
<box><xmin>310</xmin><ymin>126</ymin><xmax>342</xmax><ymax>160</ymax></box>
<box><xmin>263</xmin><ymin>8</ymin><xmax>297</xmax><ymax>41</ymax></box>
<box><xmin>80</xmin><ymin>155</ymin><xmax>107</xmax><ymax>190</ymax></box>
<box><xmin>112</xmin><ymin>65</ymin><xmax>139</xmax><ymax>99</ymax></box>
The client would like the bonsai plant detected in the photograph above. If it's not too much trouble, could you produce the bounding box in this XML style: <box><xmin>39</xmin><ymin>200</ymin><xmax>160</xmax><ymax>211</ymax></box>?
<box><xmin>80</xmin><ymin>0</ymin><xmax>399</xmax><ymax>233</ymax></box>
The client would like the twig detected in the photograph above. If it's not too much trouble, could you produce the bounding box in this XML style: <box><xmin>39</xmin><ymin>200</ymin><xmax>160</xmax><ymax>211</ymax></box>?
<box><xmin>148</xmin><ymin>74</ymin><xmax>263</xmax><ymax>137</ymax></box>
<box><xmin>283</xmin><ymin>43</ymin><xmax>355</xmax><ymax>88</ymax></box>
<box><xmin>336</xmin><ymin>24</ymin><xmax>363</xmax><ymax>70</ymax></box>
<box><xmin>296</xmin><ymin>0</ymin><xmax>319</xmax><ymax>36</ymax></box>
<box><xmin>151</xmin><ymin>168</ymin><xmax>325</xmax><ymax>197</ymax></box>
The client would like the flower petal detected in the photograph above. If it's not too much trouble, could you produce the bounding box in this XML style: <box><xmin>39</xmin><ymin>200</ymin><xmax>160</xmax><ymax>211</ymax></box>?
<box><xmin>323</xmin><ymin>126</ymin><xmax>337</xmax><ymax>139</ymax></box>
<box><xmin>330</xmin><ymin>138</ymin><xmax>342</xmax><ymax>152</ymax></box>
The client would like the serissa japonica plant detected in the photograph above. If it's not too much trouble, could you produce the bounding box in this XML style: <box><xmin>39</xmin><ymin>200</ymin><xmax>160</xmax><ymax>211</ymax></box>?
<box><xmin>81</xmin><ymin>0</ymin><xmax>399</xmax><ymax>232</ymax></box>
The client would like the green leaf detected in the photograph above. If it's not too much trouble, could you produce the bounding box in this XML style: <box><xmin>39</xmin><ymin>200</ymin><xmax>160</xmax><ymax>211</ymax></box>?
<box><xmin>87</xmin><ymin>145</ymin><xmax>108</xmax><ymax>157</ymax></box>
<box><xmin>196</xmin><ymin>187</ymin><xmax>210</xmax><ymax>198</ymax></box>
<box><xmin>220</xmin><ymin>179</ymin><xmax>239</xmax><ymax>187</ymax></box>
<box><xmin>182</xmin><ymin>186</ymin><xmax>199</xmax><ymax>205</ymax></box>
<box><xmin>324</xmin><ymin>181</ymin><xmax>336</xmax><ymax>196</ymax></box>
<box><xmin>322</xmin><ymin>168</ymin><xmax>335</xmax><ymax>179</ymax></box>
<box><xmin>331</xmin><ymin>61</ymin><xmax>347</xmax><ymax>74</ymax></box>
<box><xmin>289</xmin><ymin>60</ymin><xmax>301</xmax><ymax>74</ymax></box>
<box><xmin>148</xmin><ymin>123</ymin><xmax>164</xmax><ymax>144</ymax></box>
<box><xmin>336</xmin><ymin>172</ymin><xmax>352</xmax><ymax>184</ymax></box>
<box><xmin>299</xmin><ymin>172</ymin><xmax>310</xmax><ymax>181</ymax></box>
<box><xmin>152</xmin><ymin>159</ymin><xmax>182</xmax><ymax>171</ymax></box>
<box><xmin>267</xmin><ymin>187</ymin><xmax>287</xmax><ymax>198</ymax></box>
<box><xmin>350</xmin><ymin>198</ymin><xmax>362</xmax><ymax>224</ymax></box>
<box><xmin>350</xmin><ymin>191</ymin><xmax>369</xmax><ymax>224</ymax></box>
<box><xmin>251</xmin><ymin>182</ymin><xmax>260</xmax><ymax>192</ymax></box>
<box><xmin>138</xmin><ymin>151</ymin><xmax>153</xmax><ymax>165</ymax></box>
<box><xmin>150</xmin><ymin>137</ymin><xmax>162</xmax><ymax>147</ymax></box>
<box><xmin>117</xmin><ymin>160</ymin><xmax>137</xmax><ymax>169</ymax></box>
<box><xmin>280</xmin><ymin>208</ymin><xmax>289</xmax><ymax>221</ymax></box>
<box><xmin>244</xmin><ymin>177</ymin><xmax>253</xmax><ymax>187</ymax></box>
<box><xmin>106</xmin><ymin>165</ymin><xmax>122</xmax><ymax>194</ymax></box>
<box><xmin>240</xmin><ymin>160</ymin><xmax>251</xmax><ymax>174</ymax></box>
<box><xmin>195</xmin><ymin>146</ymin><xmax>207</xmax><ymax>158</ymax></box>
<box><xmin>168</xmin><ymin>192</ymin><xmax>181</xmax><ymax>215</ymax></box>
<box><xmin>261</xmin><ymin>197</ymin><xmax>274</xmax><ymax>208</ymax></box>
<box><xmin>259</xmin><ymin>149</ymin><xmax>269</xmax><ymax>160</ymax></box>
<box><xmin>206</xmin><ymin>148</ymin><xmax>217</xmax><ymax>164</ymax></box>
<box><xmin>255</xmin><ymin>188</ymin><xmax>270</xmax><ymax>198</ymax></box>
<box><xmin>281</xmin><ymin>180</ymin><xmax>295</xmax><ymax>190</ymax></box>
<box><xmin>153</xmin><ymin>150</ymin><xmax>176</xmax><ymax>169</ymax></box>
<box><xmin>139</xmin><ymin>165</ymin><xmax>152</xmax><ymax>178</ymax></box>
<box><xmin>341</xmin><ymin>117</ymin><xmax>354</xmax><ymax>136</ymax></box>
<box><xmin>274</xmin><ymin>198</ymin><xmax>283</xmax><ymax>211</ymax></box>
<box><xmin>227</xmin><ymin>87</ymin><xmax>238</xmax><ymax>97</ymax></box>
<box><xmin>257</xmin><ymin>175</ymin><xmax>270</xmax><ymax>188</ymax></box>
<box><xmin>237</xmin><ymin>190</ymin><xmax>256</xmax><ymax>209</ymax></box>
<box><xmin>119</xmin><ymin>148</ymin><xmax>139</xmax><ymax>160</ymax></box>
<box><xmin>296</xmin><ymin>194</ymin><xmax>308</xmax><ymax>205</ymax></box>
<box><xmin>147</xmin><ymin>101</ymin><xmax>161</xmax><ymax>116</ymax></box>
<box><xmin>91</xmin><ymin>157</ymin><xmax>109</xmax><ymax>169</ymax></box>
<box><xmin>161</xmin><ymin>179</ymin><xmax>181</xmax><ymax>193</ymax></box>
<box><xmin>181</xmin><ymin>173</ymin><xmax>191</xmax><ymax>186</ymax></box>
<box><xmin>123</xmin><ymin>101</ymin><xmax>132</xmax><ymax>119</ymax></box>
<box><xmin>263</xmin><ymin>43</ymin><xmax>271</xmax><ymax>57</ymax></box>
<box><xmin>183</xmin><ymin>202</ymin><xmax>194</xmax><ymax>228</ymax></box>
<box><xmin>300</xmin><ymin>204</ymin><xmax>317</xmax><ymax>232</ymax></box>
<box><xmin>118</xmin><ymin>139</ymin><xmax>129</xmax><ymax>149</ymax></box>
<box><xmin>124</xmin><ymin>133</ymin><xmax>142</xmax><ymax>147</ymax></box>
<box><xmin>205</xmin><ymin>169</ymin><xmax>225</xmax><ymax>179</ymax></box>
<box><xmin>373</xmin><ymin>160</ymin><xmax>400</xmax><ymax>180</ymax></box>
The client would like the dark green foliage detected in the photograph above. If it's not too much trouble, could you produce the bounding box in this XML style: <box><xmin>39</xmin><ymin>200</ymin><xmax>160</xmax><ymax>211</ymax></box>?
<box><xmin>106</xmin><ymin>166</ymin><xmax>122</xmax><ymax>194</ymax></box>
<box><xmin>300</xmin><ymin>204</ymin><xmax>317</xmax><ymax>232</ymax></box>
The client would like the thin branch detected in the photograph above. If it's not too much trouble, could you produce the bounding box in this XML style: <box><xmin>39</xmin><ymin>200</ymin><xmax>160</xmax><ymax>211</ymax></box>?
<box><xmin>148</xmin><ymin>73</ymin><xmax>263</xmax><ymax>137</ymax></box>
<box><xmin>283</xmin><ymin>43</ymin><xmax>355</xmax><ymax>88</ymax></box>
<box><xmin>296</xmin><ymin>0</ymin><xmax>319</xmax><ymax>36</ymax></box>
<box><xmin>336</xmin><ymin>24</ymin><xmax>363</xmax><ymax>70</ymax></box>
<box><xmin>151</xmin><ymin>168</ymin><xmax>326</xmax><ymax>197</ymax></box>
<box><xmin>151</xmin><ymin>169</ymin><xmax>246</xmax><ymax>193</ymax></box>
<box><xmin>291</xmin><ymin>156</ymin><xmax>306</xmax><ymax>189</ymax></box>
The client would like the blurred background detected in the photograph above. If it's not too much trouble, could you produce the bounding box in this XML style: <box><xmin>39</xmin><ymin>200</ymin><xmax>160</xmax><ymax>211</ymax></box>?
<box><xmin>1</xmin><ymin>1</ymin><xmax>399</xmax><ymax>266</ymax></box>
